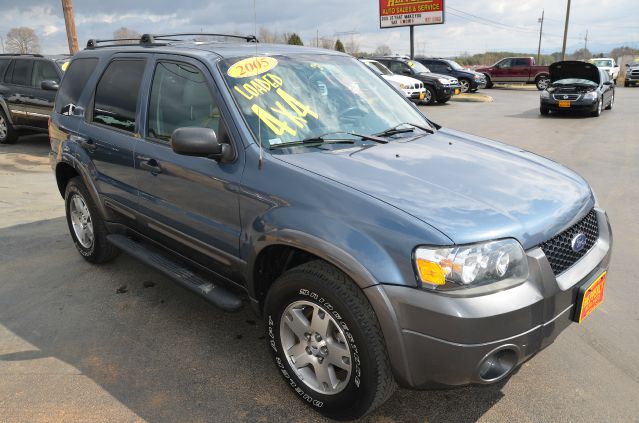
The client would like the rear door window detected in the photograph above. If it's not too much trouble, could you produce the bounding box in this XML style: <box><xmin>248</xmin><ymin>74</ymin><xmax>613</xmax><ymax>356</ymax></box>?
<box><xmin>32</xmin><ymin>60</ymin><xmax>60</xmax><ymax>87</ymax></box>
<box><xmin>56</xmin><ymin>58</ymin><xmax>99</xmax><ymax>114</ymax></box>
<box><xmin>0</xmin><ymin>59</ymin><xmax>10</xmax><ymax>80</ymax></box>
<box><xmin>10</xmin><ymin>59</ymin><xmax>33</xmax><ymax>85</ymax></box>
<box><xmin>92</xmin><ymin>59</ymin><xmax>146</xmax><ymax>133</ymax></box>
<box><xmin>512</xmin><ymin>59</ymin><xmax>529</xmax><ymax>67</ymax></box>
<box><xmin>147</xmin><ymin>61</ymin><xmax>219</xmax><ymax>143</ymax></box>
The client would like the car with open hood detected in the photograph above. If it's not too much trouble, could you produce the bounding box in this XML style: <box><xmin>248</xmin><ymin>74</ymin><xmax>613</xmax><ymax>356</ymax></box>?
<box><xmin>49</xmin><ymin>35</ymin><xmax>612</xmax><ymax>420</ymax></box>
<box><xmin>540</xmin><ymin>60</ymin><xmax>615</xmax><ymax>117</ymax></box>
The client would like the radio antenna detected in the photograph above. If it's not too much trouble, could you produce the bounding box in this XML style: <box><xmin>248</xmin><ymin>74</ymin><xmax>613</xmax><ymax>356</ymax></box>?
<box><xmin>253</xmin><ymin>0</ymin><xmax>263</xmax><ymax>168</ymax></box>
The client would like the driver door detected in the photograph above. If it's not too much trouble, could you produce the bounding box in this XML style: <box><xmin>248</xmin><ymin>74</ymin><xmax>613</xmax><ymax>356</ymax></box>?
<box><xmin>134</xmin><ymin>55</ymin><xmax>244</xmax><ymax>281</ymax></box>
<box><xmin>491</xmin><ymin>59</ymin><xmax>512</xmax><ymax>82</ymax></box>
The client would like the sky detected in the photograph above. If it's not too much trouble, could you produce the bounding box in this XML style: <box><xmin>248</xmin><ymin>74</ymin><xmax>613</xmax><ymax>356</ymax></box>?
<box><xmin>0</xmin><ymin>0</ymin><xmax>637</xmax><ymax>57</ymax></box>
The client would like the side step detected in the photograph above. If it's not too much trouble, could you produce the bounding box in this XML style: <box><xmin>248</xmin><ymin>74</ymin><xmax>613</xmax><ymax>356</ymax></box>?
<box><xmin>106</xmin><ymin>234</ymin><xmax>243</xmax><ymax>312</ymax></box>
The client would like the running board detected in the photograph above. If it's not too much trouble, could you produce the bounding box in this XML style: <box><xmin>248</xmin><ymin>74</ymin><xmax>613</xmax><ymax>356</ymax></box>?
<box><xmin>106</xmin><ymin>234</ymin><xmax>243</xmax><ymax>312</ymax></box>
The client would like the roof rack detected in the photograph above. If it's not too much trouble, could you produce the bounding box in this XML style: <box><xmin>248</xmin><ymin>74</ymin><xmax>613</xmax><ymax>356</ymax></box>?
<box><xmin>86</xmin><ymin>33</ymin><xmax>258</xmax><ymax>49</ymax></box>
<box><xmin>0</xmin><ymin>53</ymin><xmax>44</xmax><ymax>57</ymax></box>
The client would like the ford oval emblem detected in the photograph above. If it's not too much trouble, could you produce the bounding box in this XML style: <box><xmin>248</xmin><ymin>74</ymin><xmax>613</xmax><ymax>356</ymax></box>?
<box><xmin>571</xmin><ymin>233</ymin><xmax>587</xmax><ymax>252</ymax></box>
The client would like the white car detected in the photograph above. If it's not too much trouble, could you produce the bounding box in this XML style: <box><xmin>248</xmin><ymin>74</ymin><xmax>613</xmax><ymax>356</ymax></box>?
<box><xmin>589</xmin><ymin>58</ymin><xmax>620</xmax><ymax>84</ymax></box>
<box><xmin>362</xmin><ymin>59</ymin><xmax>426</xmax><ymax>102</ymax></box>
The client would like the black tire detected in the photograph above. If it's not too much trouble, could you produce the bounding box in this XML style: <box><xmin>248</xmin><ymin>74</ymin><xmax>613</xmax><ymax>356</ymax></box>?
<box><xmin>483</xmin><ymin>74</ymin><xmax>493</xmax><ymax>88</ymax></box>
<box><xmin>264</xmin><ymin>261</ymin><xmax>396</xmax><ymax>420</ymax></box>
<box><xmin>459</xmin><ymin>78</ymin><xmax>472</xmax><ymax>93</ymax></box>
<box><xmin>624</xmin><ymin>81</ymin><xmax>629</xmax><ymax>88</ymax></box>
<box><xmin>64</xmin><ymin>176</ymin><xmax>119</xmax><ymax>263</ymax></box>
<box><xmin>421</xmin><ymin>86</ymin><xmax>435</xmax><ymax>105</ymax></box>
<box><xmin>0</xmin><ymin>108</ymin><xmax>18</xmax><ymax>144</ymax></box>
<box><xmin>540</xmin><ymin>106</ymin><xmax>550</xmax><ymax>115</ymax></box>
<box><xmin>535</xmin><ymin>75</ymin><xmax>551</xmax><ymax>91</ymax></box>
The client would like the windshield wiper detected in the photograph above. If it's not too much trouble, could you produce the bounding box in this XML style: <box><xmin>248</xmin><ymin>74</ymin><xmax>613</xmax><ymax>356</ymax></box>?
<box><xmin>374</xmin><ymin>122</ymin><xmax>435</xmax><ymax>138</ymax></box>
<box><xmin>269</xmin><ymin>131</ymin><xmax>388</xmax><ymax>149</ymax></box>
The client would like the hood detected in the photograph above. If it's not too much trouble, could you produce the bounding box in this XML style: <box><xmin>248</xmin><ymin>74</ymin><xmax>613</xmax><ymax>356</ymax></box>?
<box><xmin>384</xmin><ymin>74</ymin><xmax>422</xmax><ymax>86</ymax></box>
<box><xmin>550</xmin><ymin>61</ymin><xmax>600</xmax><ymax>84</ymax></box>
<box><xmin>274</xmin><ymin>129</ymin><xmax>593</xmax><ymax>249</ymax></box>
<box><xmin>420</xmin><ymin>72</ymin><xmax>456</xmax><ymax>81</ymax></box>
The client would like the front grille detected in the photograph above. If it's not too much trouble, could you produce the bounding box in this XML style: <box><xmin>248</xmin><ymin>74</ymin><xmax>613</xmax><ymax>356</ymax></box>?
<box><xmin>539</xmin><ymin>209</ymin><xmax>599</xmax><ymax>275</ymax></box>
<box><xmin>631</xmin><ymin>70</ymin><xmax>639</xmax><ymax>77</ymax></box>
<box><xmin>553</xmin><ymin>93</ymin><xmax>581</xmax><ymax>101</ymax></box>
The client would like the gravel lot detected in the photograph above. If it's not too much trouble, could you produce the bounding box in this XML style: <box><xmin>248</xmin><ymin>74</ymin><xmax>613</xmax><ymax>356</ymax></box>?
<box><xmin>1</xmin><ymin>87</ymin><xmax>638</xmax><ymax>423</ymax></box>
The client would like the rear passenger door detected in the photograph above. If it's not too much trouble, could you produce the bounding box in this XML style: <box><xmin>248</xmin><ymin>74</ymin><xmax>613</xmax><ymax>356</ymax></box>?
<box><xmin>77</xmin><ymin>56</ymin><xmax>149</xmax><ymax>225</ymax></box>
<box><xmin>2</xmin><ymin>59</ymin><xmax>33</xmax><ymax>125</ymax></box>
<box><xmin>22</xmin><ymin>59</ymin><xmax>62</xmax><ymax>128</ymax></box>
<box><xmin>134</xmin><ymin>56</ymin><xmax>244</xmax><ymax>280</ymax></box>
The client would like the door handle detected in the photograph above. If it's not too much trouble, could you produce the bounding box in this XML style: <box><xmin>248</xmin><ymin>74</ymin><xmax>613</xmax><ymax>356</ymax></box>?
<box><xmin>73</xmin><ymin>136</ymin><xmax>97</xmax><ymax>153</ymax></box>
<box><xmin>139</xmin><ymin>158</ymin><xmax>162</xmax><ymax>175</ymax></box>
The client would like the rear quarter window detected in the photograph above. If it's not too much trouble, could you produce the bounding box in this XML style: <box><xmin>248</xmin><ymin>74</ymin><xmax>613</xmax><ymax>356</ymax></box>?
<box><xmin>55</xmin><ymin>58</ymin><xmax>99</xmax><ymax>114</ymax></box>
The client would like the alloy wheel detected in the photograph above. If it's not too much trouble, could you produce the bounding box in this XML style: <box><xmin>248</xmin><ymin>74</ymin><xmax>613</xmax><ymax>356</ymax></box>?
<box><xmin>69</xmin><ymin>193</ymin><xmax>94</xmax><ymax>248</ymax></box>
<box><xmin>280</xmin><ymin>300</ymin><xmax>352</xmax><ymax>395</ymax></box>
<box><xmin>460</xmin><ymin>79</ymin><xmax>470</xmax><ymax>93</ymax></box>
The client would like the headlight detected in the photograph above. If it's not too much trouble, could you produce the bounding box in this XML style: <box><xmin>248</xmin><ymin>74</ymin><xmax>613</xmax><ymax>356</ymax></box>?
<box><xmin>437</xmin><ymin>78</ymin><xmax>450</xmax><ymax>84</ymax></box>
<box><xmin>414</xmin><ymin>239</ymin><xmax>529</xmax><ymax>291</ymax></box>
<box><xmin>583</xmin><ymin>91</ymin><xmax>597</xmax><ymax>100</ymax></box>
<box><xmin>399</xmin><ymin>83</ymin><xmax>406</xmax><ymax>89</ymax></box>
<box><xmin>540</xmin><ymin>90</ymin><xmax>550</xmax><ymax>98</ymax></box>
<box><xmin>473</xmin><ymin>74</ymin><xmax>481</xmax><ymax>80</ymax></box>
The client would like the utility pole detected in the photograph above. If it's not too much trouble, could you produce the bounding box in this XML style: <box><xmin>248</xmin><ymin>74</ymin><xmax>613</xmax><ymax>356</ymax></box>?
<box><xmin>409</xmin><ymin>26</ymin><xmax>415</xmax><ymax>59</ymax></box>
<box><xmin>537</xmin><ymin>10</ymin><xmax>544</xmax><ymax>64</ymax></box>
<box><xmin>61</xmin><ymin>0</ymin><xmax>79</xmax><ymax>54</ymax></box>
<box><xmin>584</xmin><ymin>29</ymin><xmax>589</xmax><ymax>59</ymax></box>
<box><xmin>561</xmin><ymin>0</ymin><xmax>571</xmax><ymax>61</ymax></box>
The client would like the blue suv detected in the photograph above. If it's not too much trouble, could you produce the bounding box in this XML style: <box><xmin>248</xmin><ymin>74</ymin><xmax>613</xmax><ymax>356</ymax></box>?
<box><xmin>50</xmin><ymin>34</ymin><xmax>612</xmax><ymax>420</ymax></box>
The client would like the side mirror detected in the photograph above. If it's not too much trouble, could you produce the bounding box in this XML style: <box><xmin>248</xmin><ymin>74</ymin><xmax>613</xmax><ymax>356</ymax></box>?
<box><xmin>603</xmin><ymin>80</ymin><xmax>613</xmax><ymax>86</ymax></box>
<box><xmin>402</xmin><ymin>69</ymin><xmax>412</xmax><ymax>75</ymax></box>
<box><xmin>625</xmin><ymin>64</ymin><xmax>630</xmax><ymax>68</ymax></box>
<box><xmin>447</xmin><ymin>66</ymin><xmax>453</xmax><ymax>72</ymax></box>
<box><xmin>41</xmin><ymin>80</ymin><xmax>59</xmax><ymax>91</ymax></box>
<box><xmin>170</xmin><ymin>127</ymin><xmax>233</xmax><ymax>162</ymax></box>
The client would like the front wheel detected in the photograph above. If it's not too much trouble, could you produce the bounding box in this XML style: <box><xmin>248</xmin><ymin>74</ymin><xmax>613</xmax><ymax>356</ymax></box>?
<box><xmin>591</xmin><ymin>98</ymin><xmax>603</xmax><ymax>117</ymax></box>
<box><xmin>483</xmin><ymin>74</ymin><xmax>493</xmax><ymax>88</ymax></box>
<box><xmin>459</xmin><ymin>78</ymin><xmax>471</xmax><ymax>93</ymax></box>
<box><xmin>421</xmin><ymin>86</ymin><xmax>435</xmax><ymax>105</ymax></box>
<box><xmin>540</xmin><ymin>106</ymin><xmax>550</xmax><ymax>115</ymax></box>
<box><xmin>535</xmin><ymin>75</ymin><xmax>551</xmax><ymax>90</ymax></box>
<box><xmin>264</xmin><ymin>261</ymin><xmax>396</xmax><ymax>420</ymax></box>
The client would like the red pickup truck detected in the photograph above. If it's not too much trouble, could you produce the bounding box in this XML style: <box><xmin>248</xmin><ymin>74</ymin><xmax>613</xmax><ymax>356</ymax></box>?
<box><xmin>476</xmin><ymin>57</ymin><xmax>551</xmax><ymax>90</ymax></box>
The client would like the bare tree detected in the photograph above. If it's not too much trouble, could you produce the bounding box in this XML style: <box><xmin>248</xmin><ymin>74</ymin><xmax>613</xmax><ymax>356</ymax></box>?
<box><xmin>319</xmin><ymin>37</ymin><xmax>334</xmax><ymax>50</ymax></box>
<box><xmin>344</xmin><ymin>38</ymin><xmax>360</xmax><ymax>55</ymax></box>
<box><xmin>5</xmin><ymin>27</ymin><xmax>40</xmax><ymax>54</ymax></box>
<box><xmin>258</xmin><ymin>27</ymin><xmax>280</xmax><ymax>44</ymax></box>
<box><xmin>113</xmin><ymin>27</ymin><xmax>141</xmax><ymax>44</ymax></box>
<box><xmin>373</xmin><ymin>44</ymin><xmax>392</xmax><ymax>56</ymax></box>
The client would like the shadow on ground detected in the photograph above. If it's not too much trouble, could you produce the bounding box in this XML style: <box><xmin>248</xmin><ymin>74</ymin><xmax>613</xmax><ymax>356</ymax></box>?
<box><xmin>0</xmin><ymin>218</ymin><xmax>507</xmax><ymax>423</ymax></box>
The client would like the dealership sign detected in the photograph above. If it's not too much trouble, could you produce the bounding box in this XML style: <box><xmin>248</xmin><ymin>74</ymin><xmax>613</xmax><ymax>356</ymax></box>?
<box><xmin>379</xmin><ymin>0</ymin><xmax>445</xmax><ymax>28</ymax></box>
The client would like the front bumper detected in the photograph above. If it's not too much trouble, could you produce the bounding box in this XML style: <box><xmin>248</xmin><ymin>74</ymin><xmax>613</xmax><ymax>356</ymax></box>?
<box><xmin>365</xmin><ymin>208</ymin><xmax>612</xmax><ymax>389</ymax></box>
<box><xmin>541</xmin><ymin>97</ymin><xmax>599</xmax><ymax>113</ymax></box>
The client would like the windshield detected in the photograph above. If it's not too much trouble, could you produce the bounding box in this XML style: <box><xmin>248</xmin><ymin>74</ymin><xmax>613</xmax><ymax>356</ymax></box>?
<box><xmin>406</xmin><ymin>60</ymin><xmax>430</xmax><ymax>73</ymax></box>
<box><xmin>447</xmin><ymin>60</ymin><xmax>464</xmax><ymax>70</ymax></box>
<box><xmin>366</xmin><ymin>60</ymin><xmax>393</xmax><ymax>76</ymax></box>
<box><xmin>552</xmin><ymin>78</ymin><xmax>598</xmax><ymax>86</ymax></box>
<box><xmin>220</xmin><ymin>54</ymin><xmax>431</xmax><ymax>149</ymax></box>
<box><xmin>590</xmin><ymin>59</ymin><xmax>612</xmax><ymax>67</ymax></box>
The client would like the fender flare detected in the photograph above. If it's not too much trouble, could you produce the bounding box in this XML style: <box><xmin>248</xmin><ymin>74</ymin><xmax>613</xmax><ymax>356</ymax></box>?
<box><xmin>55</xmin><ymin>151</ymin><xmax>112</xmax><ymax>221</ymax></box>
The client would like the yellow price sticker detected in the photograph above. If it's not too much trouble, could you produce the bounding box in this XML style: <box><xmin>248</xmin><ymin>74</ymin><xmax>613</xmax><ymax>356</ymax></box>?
<box><xmin>227</xmin><ymin>56</ymin><xmax>278</xmax><ymax>79</ymax></box>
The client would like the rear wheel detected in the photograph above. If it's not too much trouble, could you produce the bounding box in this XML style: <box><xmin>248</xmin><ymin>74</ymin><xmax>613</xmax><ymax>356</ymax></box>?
<box><xmin>535</xmin><ymin>75</ymin><xmax>551</xmax><ymax>90</ymax></box>
<box><xmin>64</xmin><ymin>177</ymin><xmax>119</xmax><ymax>263</ymax></box>
<box><xmin>264</xmin><ymin>261</ymin><xmax>396</xmax><ymax>420</ymax></box>
<box><xmin>0</xmin><ymin>108</ymin><xmax>18</xmax><ymax>144</ymax></box>
<box><xmin>605</xmin><ymin>92</ymin><xmax>614</xmax><ymax>110</ymax></box>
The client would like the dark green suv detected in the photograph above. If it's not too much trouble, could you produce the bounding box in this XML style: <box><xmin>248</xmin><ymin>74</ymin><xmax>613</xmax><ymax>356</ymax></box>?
<box><xmin>0</xmin><ymin>54</ymin><xmax>69</xmax><ymax>144</ymax></box>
